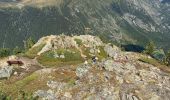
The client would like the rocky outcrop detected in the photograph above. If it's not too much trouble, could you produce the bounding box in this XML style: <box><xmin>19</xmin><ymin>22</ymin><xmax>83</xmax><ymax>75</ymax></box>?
<box><xmin>31</xmin><ymin>35</ymin><xmax>104</xmax><ymax>56</ymax></box>
<box><xmin>0</xmin><ymin>66</ymin><xmax>13</xmax><ymax>79</ymax></box>
<box><xmin>34</xmin><ymin>35</ymin><xmax>78</xmax><ymax>55</ymax></box>
<box><xmin>30</xmin><ymin>35</ymin><xmax>170</xmax><ymax>99</ymax></box>
<box><xmin>104</xmin><ymin>44</ymin><xmax>121</xmax><ymax>59</ymax></box>
<box><xmin>34</xmin><ymin>56</ymin><xmax>170</xmax><ymax>99</ymax></box>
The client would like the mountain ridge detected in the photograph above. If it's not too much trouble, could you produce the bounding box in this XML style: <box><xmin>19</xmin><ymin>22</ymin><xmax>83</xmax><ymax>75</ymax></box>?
<box><xmin>0</xmin><ymin>0</ymin><xmax>169</xmax><ymax>50</ymax></box>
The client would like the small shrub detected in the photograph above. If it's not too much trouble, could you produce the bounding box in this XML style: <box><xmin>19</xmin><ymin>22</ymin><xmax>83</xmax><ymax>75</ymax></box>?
<box><xmin>68</xmin><ymin>79</ymin><xmax>76</xmax><ymax>87</ymax></box>
<box><xmin>0</xmin><ymin>48</ymin><xmax>11</xmax><ymax>57</ymax></box>
<box><xmin>166</xmin><ymin>50</ymin><xmax>170</xmax><ymax>66</ymax></box>
<box><xmin>144</xmin><ymin>41</ymin><xmax>155</xmax><ymax>55</ymax></box>
<box><xmin>0</xmin><ymin>91</ymin><xmax>11</xmax><ymax>100</ymax></box>
<box><xmin>24</xmin><ymin>37</ymin><xmax>35</xmax><ymax>51</ymax></box>
<box><xmin>13</xmin><ymin>46</ymin><xmax>22</xmax><ymax>55</ymax></box>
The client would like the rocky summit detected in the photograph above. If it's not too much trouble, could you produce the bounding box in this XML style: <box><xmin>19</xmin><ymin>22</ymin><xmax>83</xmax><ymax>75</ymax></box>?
<box><xmin>0</xmin><ymin>35</ymin><xmax>169</xmax><ymax>99</ymax></box>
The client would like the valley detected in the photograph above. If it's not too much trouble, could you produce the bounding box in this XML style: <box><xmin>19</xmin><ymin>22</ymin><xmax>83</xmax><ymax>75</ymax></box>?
<box><xmin>0</xmin><ymin>0</ymin><xmax>169</xmax><ymax>50</ymax></box>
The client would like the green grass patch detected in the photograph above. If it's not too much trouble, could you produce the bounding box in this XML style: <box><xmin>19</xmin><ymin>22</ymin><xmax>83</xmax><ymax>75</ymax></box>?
<box><xmin>67</xmin><ymin>78</ymin><xmax>76</xmax><ymax>87</ymax></box>
<box><xmin>97</xmin><ymin>46</ymin><xmax>108</xmax><ymax>60</ymax></box>
<box><xmin>37</xmin><ymin>48</ymin><xmax>84</xmax><ymax>67</ymax></box>
<box><xmin>74</xmin><ymin>38</ymin><xmax>83</xmax><ymax>46</ymax></box>
<box><xmin>15</xmin><ymin>73</ymin><xmax>38</xmax><ymax>89</ymax></box>
<box><xmin>25</xmin><ymin>43</ymin><xmax>45</xmax><ymax>59</ymax></box>
<box><xmin>0</xmin><ymin>73</ymin><xmax>38</xmax><ymax>98</ymax></box>
<box><xmin>139</xmin><ymin>56</ymin><xmax>170</xmax><ymax>73</ymax></box>
<box><xmin>139</xmin><ymin>57</ymin><xmax>161</xmax><ymax>67</ymax></box>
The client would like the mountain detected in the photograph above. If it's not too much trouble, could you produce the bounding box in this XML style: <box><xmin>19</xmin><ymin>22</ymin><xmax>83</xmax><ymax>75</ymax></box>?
<box><xmin>161</xmin><ymin>0</ymin><xmax>170</xmax><ymax>3</ymax></box>
<box><xmin>0</xmin><ymin>35</ymin><xmax>170</xmax><ymax>99</ymax></box>
<box><xmin>0</xmin><ymin>0</ymin><xmax>170</xmax><ymax>50</ymax></box>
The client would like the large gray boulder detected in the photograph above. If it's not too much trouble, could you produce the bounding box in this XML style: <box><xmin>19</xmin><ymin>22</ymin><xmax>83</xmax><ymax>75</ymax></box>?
<box><xmin>34</xmin><ymin>90</ymin><xmax>56</xmax><ymax>100</ymax></box>
<box><xmin>0</xmin><ymin>66</ymin><xmax>13</xmax><ymax>79</ymax></box>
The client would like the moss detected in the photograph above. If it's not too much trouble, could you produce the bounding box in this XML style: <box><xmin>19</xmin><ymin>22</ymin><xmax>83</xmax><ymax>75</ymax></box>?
<box><xmin>67</xmin><ymin>78</ymin><xmax>76</xmax><ymax>87</ymax></box>
<box><xmin>25</xmin><ymin>43</ymin><xmax>45</xmax><ymax>59</ymax></box>
<box><xmin>0</xmin><ymin>73</ymin><xmax>38</xmax><ymax>98</ymax></box>
<box><xmin>138</xmin><ymin>57</ymin><xmax>161</xmax><ymax>67</ymax></box>
<box><xmin>0</xmin><ymin>90</ymin><xmax>38</xmax><ymax>100</ymax></box>
<box><xmin>37</xmin><ymin>48</ymin><xmax>84</xmax><ymax>67</ymax></box>
<box><xmin>15</xmin><ymin>73</ymin><xmax>38</xmax><ymax>89</ymax></box>
<box><xmin>97</xmin><ymin>46</ymin><xmax>108</xmax><ymax>59</ymax></box>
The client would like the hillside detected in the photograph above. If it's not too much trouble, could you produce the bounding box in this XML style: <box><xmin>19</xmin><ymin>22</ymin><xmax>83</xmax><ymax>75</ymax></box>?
<box><xmin>0</xmin><ymin>35</ymin><xmax>170</xmax><ymax>99</ymax></box>
<box><xmin>0</xmin><ymin>0</ymin><xmax>170</xmax><ymax>50</ymax></box>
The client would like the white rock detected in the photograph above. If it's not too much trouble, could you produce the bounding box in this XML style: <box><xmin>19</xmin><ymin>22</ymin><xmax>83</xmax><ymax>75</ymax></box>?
<box><xmin>14</xmin><ymin>71</ymin><xmax>18</xmax><ymax>75</ymax></box>
<box><xmin>64</xmin><ymin>92</ymin><xmax>72</xmax><ymax>98</ymax></box>
<box><xmin>60</xmin><ymin>55</ymin><xmax>65</xmax><ymax>59</ymax></box>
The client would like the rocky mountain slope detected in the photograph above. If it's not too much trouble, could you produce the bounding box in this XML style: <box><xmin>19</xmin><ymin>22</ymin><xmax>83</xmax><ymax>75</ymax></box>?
<box><xmin>0</xmin><ymin>0</ymin><xmax>170</xmax><ymax>50</ymax></box>
<box><xmin>0</xmin><ymin>35</ymin><xmax>170</xmax><ymax>99</ymax></box>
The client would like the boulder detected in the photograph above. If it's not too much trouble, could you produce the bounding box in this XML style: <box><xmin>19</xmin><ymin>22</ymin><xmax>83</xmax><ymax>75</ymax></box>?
<box><xmin>34</xmin><ymin>90</ymin><xmax>56</xmax><ymax>100</ymax></box>
<box><xmin>0</xmin><ymin>66</ymin><xmax>13</xmax><ymax>79</ymax></box>
<box><xmin>64</xmin><ymin>92</ymin><xmax>72</xmax><ymax>98</ymax></box>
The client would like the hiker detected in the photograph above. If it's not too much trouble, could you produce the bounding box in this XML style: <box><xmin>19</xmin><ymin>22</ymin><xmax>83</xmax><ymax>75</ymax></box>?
<box><xmin>92</xmin><ymin>56</ymin><xmax>98</xmax><ymax>64</ymax></box>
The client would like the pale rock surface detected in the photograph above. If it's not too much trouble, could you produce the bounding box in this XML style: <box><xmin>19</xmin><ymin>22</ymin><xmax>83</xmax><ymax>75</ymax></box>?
<box><xmin>0</xmin><ymin>66</ymin><xmax>13</xmax><ymax>79</ymax></box>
